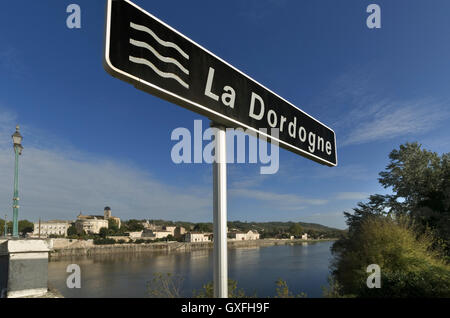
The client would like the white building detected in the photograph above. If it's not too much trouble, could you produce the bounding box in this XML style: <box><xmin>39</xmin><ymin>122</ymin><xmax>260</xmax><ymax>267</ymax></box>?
<box><xmin>75</xmin><ymin>217</ymin><xmax>108</xmax><ymax>234</ymax></box>
<box><xmin>128</xmin><ymin>231</ymin><xmax>143</xmax><ymax>239</ymax></box>
<box><xmin>142</xmin><ymin>229</ymin><xmax>172</xmax><ymax>240</ymax></box>
<box><xmin>163</xmin><ymin>226</ymin><xmax>176</xmax><ymax>236</ymax></box>
<box><xmin>185</xmin><ymin>232</ymin><xmax>211</xmax><ymax>243</ymax></box>
<box><xmin>32</xmin><ymin>220</ymin><xmax>70</xmax><ymax>237</ymax></box>
<box><xmin>301</xmin><ymin>233</ymin><xmax>308</xmax><ymax>240</ymax></box>
<box><xmin>75</xmin><ymin>207</ymin><xmax>120</xmax><ymax>234</ymax></box>
<box><xmin>229</xmin><ymin>230</ymin><xmax>260</xmax><ymax>241</ymax></box>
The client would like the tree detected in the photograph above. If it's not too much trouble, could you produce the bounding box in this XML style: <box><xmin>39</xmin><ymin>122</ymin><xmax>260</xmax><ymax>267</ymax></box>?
<box><xmin>108</xmin><ymin>219</ymin><xmax>119</xmax><ymax>233</ymax></box>
<box><xmin>18</xmin><ymin>220</ymin><xmax>34</xmax><ymax>235</ymax></box>
<box><xmin>67</xmin><ymin>225</ymin><xmax>77</xmax><ymax>237</ymax></box>
<box><xmin>288</xmin><ymin>223</ymin><xmax>303</xmax><ymax>238</ymax></box>
<box><xmin>99</xmin><ymin>227</ymin><xmax>109</xmax><ymax>238</ymax></box>
<box><xmin>378</xmin><ymin>142</ymin><xmax>450</xmax><ymax>254</ymax></box>
<box><xmin>330</xmin><ymin>142</ymin><xmax>450</xmax><ymax>297</ymax></box>
<box><xmin>123</xmin><ymin>219</ymin><xmax>144</xmax><ymax>232</ymax></box>
<box><xmin>193</xmin><ymin>223</ymin><xmax>212</xmax><ymax>233</ymax></box>
<box><xmin>331</xmin><ymin>214</ymin><xmax>450</xmax><ymax>297</ymax></box>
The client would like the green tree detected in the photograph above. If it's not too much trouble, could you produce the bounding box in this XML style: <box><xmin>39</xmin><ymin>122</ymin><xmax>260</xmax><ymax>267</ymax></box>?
<box><xmin>331</xmin><ymin>214</ymin><xmax>450</xmax><ymax>297</ymax></box>
<box><xmin>378</xmin><ymin>142</ymin><xmax>450</xmax><ymax>254</ymax></box>
<box><xmin>99</xmin><ymin>227</ymin><xmax>109</xmax><ymax>238</ymax></box>
<box><xmin>331</xmin><ymin>142</ymin><xmax>450</xmax><ymax>297</ymax></box>
<box><xmin>193</xmin><ymin>279</ymin><xmax>250</xmax><ymax>298</ymax></box>
<box><xmin>288</xmin><ymin>223</ymin><xmax>304</xmax><ymax>238</ymax></box>
<box><xmin>123</xmin><ymin>219</ymin><xmax>144</xmax><ymax>232</ymax></box>
<box><xmin>193</xmin><ymin>223</ymin><xmax>212</xmax><ymax>233</ymax></box>
<box><xmin>108</xmin><ymin>219</ymin><xmax>119</xmax><ymax>233</ymax></box>
<box><xmin>67</xmin><ymin>225</ymin><xmax>77</xmax><ymax>236</ymax></box>
<box><xmin>274</xmin><ymin>278</ymin><xmax>307</xmax><ymax>298</ymax></box>
<box><xmin>18</xmin><ymin>220</ymin><xmax>34</xmax><ymax>235</ymax></box>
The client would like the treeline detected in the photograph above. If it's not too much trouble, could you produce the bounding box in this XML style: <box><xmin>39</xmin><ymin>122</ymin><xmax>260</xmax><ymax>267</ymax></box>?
<box><xmin>330</xmin><ymin>142</ymin><xmax>450</xmax><ymax>297</ymax></box>
<box><xmin>0</xmin><ymin>219</ymin><xmax>34</xmax><ymax>236</ymax></box>
<box><xmin>109</xmin><ymin>219</ymin><xmax>344</xmax><ymax>239</ymax></box>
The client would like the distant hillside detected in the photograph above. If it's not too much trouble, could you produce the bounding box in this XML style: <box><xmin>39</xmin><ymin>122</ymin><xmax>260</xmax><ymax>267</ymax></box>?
<box><xmin>142</xmin><ymin>219</ymin><xmax>346</xmax><ymax>239</ymax></box>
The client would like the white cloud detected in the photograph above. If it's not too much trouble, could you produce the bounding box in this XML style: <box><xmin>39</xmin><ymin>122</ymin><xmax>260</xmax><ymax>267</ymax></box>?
<box><xmin>335</xmin><ymin>192</ymin><xmax>369</xmax><ymax>201</ymax></box>
<box><xmin>0</xmin><ymin>147</ymin><xmax>211</xmax><ymax>222</ymax></box>
<box><xmin>229</xmin><ymin>188</ymin><xmax>327</xmax><ymax>211</ymax></box>
<box><xmin>342</xmin><ymin>99</ymin><xmax>449</xmax><ymax>146</ymax></box>
<box><xmin>0</xmin><ymin>108</ymin><xmax>211</xmax><ymax>223</ymax></box>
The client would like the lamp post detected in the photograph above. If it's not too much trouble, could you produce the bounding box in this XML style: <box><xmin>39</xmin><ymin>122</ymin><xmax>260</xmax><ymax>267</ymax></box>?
<box><xmin>11</xmin><ymin>125</ymin><xmax>23</xmax><ymax>238</ymax></box>
<box><xmin>3</xmin><ymin>214</ymin><xmax>7</xmax><ymax>237</ymax></box>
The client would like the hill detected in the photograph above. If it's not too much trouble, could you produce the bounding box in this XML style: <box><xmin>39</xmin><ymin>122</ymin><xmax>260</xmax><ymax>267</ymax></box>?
<box><xmin>141</xmin><ymin>219</ymin><xmax>345</xmax><ymax>239</ymax></box>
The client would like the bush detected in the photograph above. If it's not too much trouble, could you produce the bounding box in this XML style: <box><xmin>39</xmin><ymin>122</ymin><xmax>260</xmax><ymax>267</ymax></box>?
<box><xmin>331</xmin><ymin>215</ymin><xmax>450</xmax><ymax>297</ymax></box>
<box><xmin>93</xmin><ymin>238</ymin><xmax>116</xmax><ymax>245</ymax></box>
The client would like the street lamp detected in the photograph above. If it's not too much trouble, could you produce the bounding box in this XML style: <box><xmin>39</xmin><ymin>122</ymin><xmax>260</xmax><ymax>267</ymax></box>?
<box><xmin>11</xmin><ymin>125</ymin><xmax>23</xmax><ymax>238</ymax></box>
<box><xmin>3</xmin><ymin>214</ymin><xmax>7</xmax><ymax>237</ymax></box>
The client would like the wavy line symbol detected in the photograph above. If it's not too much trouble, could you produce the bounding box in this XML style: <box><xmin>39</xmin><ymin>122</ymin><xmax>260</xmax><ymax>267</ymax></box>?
<box><xmin>130</xmin><ymin>22</ymin><xmax>189</xmax><ymax>60</ymax></box>
<box><xmin>129</xmin><ymin>22</ymin><xmax>190</xmax><ymax>89</ymax></box>
<box><xmin>129</xmin><ymin>56</ymin><xmax>189</xmax><ymax>89</ymax></box>
<box><xmin>129</xmin><ymin>39</ymin><xmax>189</xmax><ymax>75</ymax></box>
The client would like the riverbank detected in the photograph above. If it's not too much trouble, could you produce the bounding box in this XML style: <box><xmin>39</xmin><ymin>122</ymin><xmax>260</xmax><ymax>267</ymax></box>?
<box><xmin>49</xmin><ymin>238</ymin><xmax>336</xmax><ymax>260</ymax></box>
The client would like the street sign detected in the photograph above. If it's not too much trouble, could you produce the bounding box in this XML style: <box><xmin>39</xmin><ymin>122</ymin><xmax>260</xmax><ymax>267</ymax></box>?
<box><xmin>104</xmin><ymin>0</ymin><xmax>337</xmax><ymax>166</ymax></box>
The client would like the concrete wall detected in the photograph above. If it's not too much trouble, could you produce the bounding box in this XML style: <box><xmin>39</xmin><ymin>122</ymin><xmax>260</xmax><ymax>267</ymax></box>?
<box><xmin>0</xmin><ymin>239</ymin><xmax>51</xmax><ymax>298</ymax></box>
<box><xmin>49</xmin><ymin>238</ymin><xmax>329</xmax><ymax>259</ymax></box>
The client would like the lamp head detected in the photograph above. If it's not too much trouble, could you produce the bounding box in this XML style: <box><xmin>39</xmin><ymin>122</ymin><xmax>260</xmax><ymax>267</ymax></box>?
<box><xmin>12</xmin><ymin>125</ymin><xmax>24</xmax><ymax>154</ymax></box>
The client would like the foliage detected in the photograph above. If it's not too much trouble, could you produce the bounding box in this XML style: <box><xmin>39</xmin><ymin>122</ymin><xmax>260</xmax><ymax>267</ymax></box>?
<box><xmin>18</xmin><ymin>220</ymin><xmax>34</xmax><ymax>234</ymax></box>
<box><xmin>108</xmin><ymin>219</ymin><xmax>119</xmax><ymax>233</ymax></box>
<box><xmin>288</xmin><ymin>223</ymin><xmax>304</xmax><ymax>238</ymax></box>
<box><xmin>332</xmin><ymin>204</ymin><xmax>450</xmax><ymax>297</ymax></box>
<box><xmin>378</xmin><ymin>142</ymin><xmax>450</xmax><ymax>254</ymax></box>
<box><xmin>193</xmin><ymin>223</ymin><xmax>213</xmax><ymax>233</ymax></box>
<box><xmin>0</xmin><ymin>219</ymin><xmax>9</xmax><ymax>235</ymax></box>
<box><xmin>67</xmin><ymin>225</ymin><xmax>77</xmax><ymax>236</ymax></box>
<box><xmin>122</xmin><ymin>219</ymin><xmax>145</xmax><ymax>232</ymax></box>
<box><xmin>193</xmin><ymin>279</ymin><xmax>251</xmax><ymax>298</ymax></box>
<box><xmin>99</xmin><ymin>227</ymin><xmax>109</xmax><ymax>238</ymax></box>
<box><xmin>330</xmin><ymin>142</ymin><xmax>450</xmax><ymax>297</ymax></box>
<box><xmin>274</xmin><ymin>278</ymin><xmax>307</xmax><ymax>298</ymax></box>
<box><xmin>147</xmin><ymin>273</ymin><xmax>184</xmax><ymax>298</ymax></box>
<box><xmin>93</xmin><ymin>238</ymin><xmax>116</xmax><ymax>245</ymax></box>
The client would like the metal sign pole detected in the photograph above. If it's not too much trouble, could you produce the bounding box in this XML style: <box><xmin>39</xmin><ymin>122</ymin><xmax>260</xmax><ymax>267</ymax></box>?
<box><xmin>212</xmin><ymin>122</ymin><xmax>228</xmax><ymax>298</ymax></box>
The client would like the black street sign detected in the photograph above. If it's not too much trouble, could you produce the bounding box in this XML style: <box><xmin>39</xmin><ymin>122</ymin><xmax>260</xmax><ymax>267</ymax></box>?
<box><xmin>104</xmin><ymin>0</ymin><xmax>337</xmax><ymax>166</ymax></box>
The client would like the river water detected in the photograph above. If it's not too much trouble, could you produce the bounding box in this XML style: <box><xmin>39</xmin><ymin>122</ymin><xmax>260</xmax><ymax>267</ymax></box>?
<box><xmin>48</xmin><ymin>241</ymin><xmax>334</xmax><ymax>298</ymax></box>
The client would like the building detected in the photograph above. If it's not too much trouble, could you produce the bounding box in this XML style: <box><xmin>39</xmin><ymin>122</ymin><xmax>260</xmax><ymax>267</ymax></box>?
<box><xmin>141</xmin><ymin>229</ymin><xmax>172</xmax><ymax>240</ymax></box>
<box><xmin>32</xmin><ymin>220</ymin><xmax>70</xmax><ymax>237</ymax></box>
<box><xmin>174</xmin><ymin>226</ymin><xmax>186</xmax><ymax>239</ymax></box>
<box><xmin>301</xmin><ymin>233</ymin><xmax>308</xmax><ymax>240</ymax></box>
<box><xmin>75</xmin><ymin>217</ymin><xmax>108</xmax><ymax>235</ymax></box>
<box><xmin>128</xmin><ymin>231</ymin><xmax>143</xmax><ymax>239</ymax></box>
<box><xmin>163</xmin><ymin>226</ymin><xmax>176</xmax><ymax>236</ymax></box>
<box><xmin>185</xmin><ymin>232</ymin><xmax>211</xmax><ymax>243</ymax></box>
<box><xmin>229</xmin><ymin>230</ymin><xmax>260</xmax><ymax>241</ymax></box>
<box><xmin>103</xmin><ymin>206</ymin><xmax>121</xmax><ymax>228</ymax></box>
<box><xmin>75</xmin><ymin>207</ymin><xmax>121</xmax><ymax>234</ymax></box>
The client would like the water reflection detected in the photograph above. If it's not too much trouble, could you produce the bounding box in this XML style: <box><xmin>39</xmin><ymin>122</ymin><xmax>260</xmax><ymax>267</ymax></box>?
<box><xmin>48</xmin><ymin>241</ymin><xmax>333</xmax><ymax>298</ymax></box>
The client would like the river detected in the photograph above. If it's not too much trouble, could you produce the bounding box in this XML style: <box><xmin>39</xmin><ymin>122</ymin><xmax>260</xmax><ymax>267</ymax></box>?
<box><xmin>48</xmin><ymin>241</ymin><xmax>334</xmax><ymax>298</ymax></box>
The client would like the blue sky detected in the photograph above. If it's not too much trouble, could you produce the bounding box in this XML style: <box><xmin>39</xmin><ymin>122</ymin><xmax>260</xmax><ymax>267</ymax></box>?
<box><xmin>0</xmin><ymin>0</ymin><xmax>449</xmax><ymax>229</ymax></box>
